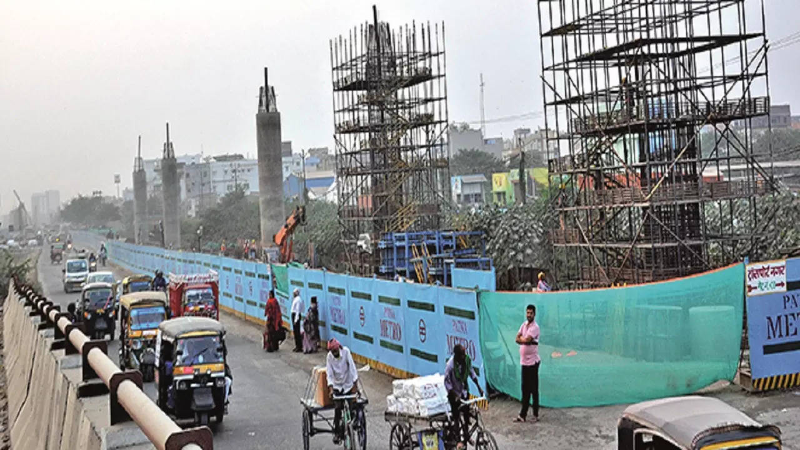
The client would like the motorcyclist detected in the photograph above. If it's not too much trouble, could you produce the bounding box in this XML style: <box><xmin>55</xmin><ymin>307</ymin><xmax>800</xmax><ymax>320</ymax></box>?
<box><xmin>89</xmin><ymin>252</ymin><xmax>97</xmax><ymax>263</ymax></box>
<box><xmin>99</xmin><ymin>244</ymin><xmax>108</xmax><ymax>266</ymax></box>
<box><xmin>152</xmin><ymin>270</ymin><xmax>167</xmax><ymax>292</ymax></box>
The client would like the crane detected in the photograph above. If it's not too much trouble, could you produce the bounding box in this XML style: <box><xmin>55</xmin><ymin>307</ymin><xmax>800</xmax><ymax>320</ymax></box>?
<box><xmin>273</xmin><ymin>206</ymin><xmax>306</xmax><ymax>263</ymax></box>
<box><xmin>13</xmin><ymin>190</ymin><xmax>32</xmax><ymax>229</ymax></box>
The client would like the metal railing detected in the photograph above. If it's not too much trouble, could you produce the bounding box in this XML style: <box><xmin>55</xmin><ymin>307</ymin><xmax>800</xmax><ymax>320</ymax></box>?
<box><xmin>10</xmin><ymin>278</ymin><xmax>213</xmax><ymax>450</ymax></box>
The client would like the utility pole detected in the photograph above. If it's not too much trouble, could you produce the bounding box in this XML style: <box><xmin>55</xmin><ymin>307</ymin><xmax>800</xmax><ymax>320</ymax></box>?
<box><xmin>518</xmin><ymin>137</ymin><xmax>526</xmax><ymax>205</ymax></box>
<box><xmin>480</xmin><ymin>73</ymin><xmax>486</xmax><ymax>137</ymax></box>
<box><xmin>301</xmin><ymin>149</ymin><xmax>308</xmax><ymax>205</ymax></box>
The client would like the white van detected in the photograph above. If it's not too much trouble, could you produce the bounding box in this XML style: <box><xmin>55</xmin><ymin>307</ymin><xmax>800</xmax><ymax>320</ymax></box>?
<box><xmin>63</xmin><ymin>259</ymin><xmax>90</xmax><ymax>293</ymax></box>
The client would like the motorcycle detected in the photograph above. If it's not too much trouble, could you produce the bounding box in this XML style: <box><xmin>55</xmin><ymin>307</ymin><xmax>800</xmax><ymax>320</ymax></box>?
<box><xmin>89</xmin><ymin>260</ymin><xmax>98</xmax><ymax>273</ymax></box>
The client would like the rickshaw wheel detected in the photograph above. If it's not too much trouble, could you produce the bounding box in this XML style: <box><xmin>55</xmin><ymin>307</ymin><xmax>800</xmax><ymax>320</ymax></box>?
<box><xmin>301</xmin><ymin>409</ymin><xmax>311</xmax><ymax>450</ymax></box>
<box><xmin>475</xmin><ymin>430</ymin><xmax>498</xmax><ymax>450</ymax></box>
<box><xmin>389</xmin><ymin>423</ymin><xmax>412</xmax><ymax>450</ymax></box>
<box><xmin>354</xmin><ymin>408</ymin><xmax>367</xmax><ymax>450</ymax></box>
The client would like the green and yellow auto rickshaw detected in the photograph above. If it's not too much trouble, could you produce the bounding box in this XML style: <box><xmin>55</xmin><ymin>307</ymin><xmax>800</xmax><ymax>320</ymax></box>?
<box><xmin>118</xmin><ymin>292</ymin><xmax>169</xmax><ymax>381</ymax></box>
<box><xmin>155</xmin><ymin>317</ymin><xmax>229</xmax><ymax>426</ymax></box>
<box><xmin>618</xmin><ymin>396</ymin><xmax>781</xmax><ymax>450</ymax></box>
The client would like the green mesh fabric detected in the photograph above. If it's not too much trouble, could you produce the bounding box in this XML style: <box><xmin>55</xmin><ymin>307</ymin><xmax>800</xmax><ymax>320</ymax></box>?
<box><xmin>271</xmin><ymin>263</ymin><xmax>289</xmax><ymax>297</ymax></box>
<box><xmin>478</xmin><ymin>264</ymin><xmax>744</xmax><ymax>407</ymax></box>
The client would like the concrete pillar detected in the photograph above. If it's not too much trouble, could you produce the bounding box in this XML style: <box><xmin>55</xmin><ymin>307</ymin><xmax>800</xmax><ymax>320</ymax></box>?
<box><xmin>256</xmin><ymin>69</ymin><xmax>286</xmax><ymax>249</ymax></box>
<box><xmin>133</xmin><ymin>136</ymin><xmax>147</xmax><ymax>244</ymax></box>
<box><xmin>161</xmin><ymin>123</ymin><xmax>181</xmax><ymax>249</ymax></box>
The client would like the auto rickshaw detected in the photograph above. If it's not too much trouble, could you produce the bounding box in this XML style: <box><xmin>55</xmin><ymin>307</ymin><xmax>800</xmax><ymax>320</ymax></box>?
<box><xmin>50</xmin><ymin>243</ymin><xmax>64</xmax><ymax>264</ymax></box>
<box><xmin>618</xmin><ymin>396</ymin><xmax>782</xmax><ymax>450</ymax></box>
<box><xmin>76</xmin><ymin>282</ymin><xmax>116</xmax><ymax>340</ymax></box>
<box><xmin>155</xmin><ymin>317</ymin><xmax>229</xmax><ymax>426</ymax></box>
<box><xmin>118</xmin><ymin>292</ymin><xmax>169</xmax><ymax>381</ymax></box>
<box><xmin>115</xmin><ymin>274</ymin><xmax>154</xmax><ymax>304</ymax></box>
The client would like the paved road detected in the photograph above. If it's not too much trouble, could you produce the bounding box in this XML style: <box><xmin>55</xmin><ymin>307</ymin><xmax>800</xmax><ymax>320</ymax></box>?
<box><xmin>39</xmin><ymin>246</ymin><xmax>397</xmax><ymax>450</ymax></box>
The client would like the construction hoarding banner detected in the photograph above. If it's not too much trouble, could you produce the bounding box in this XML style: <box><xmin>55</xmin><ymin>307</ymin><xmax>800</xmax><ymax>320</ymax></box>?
<box><xmin>479</xmin><ymin>264</ymin><xmax>744</xmax><ymax>407</ymax></box>
<box><xmin>746</xmin><ymin>258</ymin><xmax>800</xmax><ymax>383</ymax></box>
<box><xmin>104</xmin><ymin>239</ymin><xmax>486</xmax><ymax>393</ymax></box>
<box><xmin>452</xmin><ymin>267</ymin><xmax>496</xmax><ymax>291</ymax></box>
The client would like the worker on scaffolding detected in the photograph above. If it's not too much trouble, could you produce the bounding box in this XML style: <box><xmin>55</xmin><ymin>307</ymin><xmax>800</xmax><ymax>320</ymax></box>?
<box><xmin>536</xmin><ymin>272</ymin><xmax>551</xmax><ymax>292</ymax></box>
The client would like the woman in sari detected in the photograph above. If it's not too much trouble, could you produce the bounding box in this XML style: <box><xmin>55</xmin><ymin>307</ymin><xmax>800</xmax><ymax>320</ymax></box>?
<box><xmin>302</xmin><ymin>296</ymin><xmax>320</xmax><ymax>353</ymax></box>
<box><xmin>263</xmin><ymin>290</ymin><xmax>283</xmax><ymax>352</ymax></box>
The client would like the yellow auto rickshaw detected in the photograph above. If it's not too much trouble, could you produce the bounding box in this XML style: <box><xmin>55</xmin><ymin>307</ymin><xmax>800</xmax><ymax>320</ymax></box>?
<box><xmin>115</xmin><ymin>274</ymin><xmax>154</xmax><ymax>304</ymax></box>
<box><xmin>618</xmin><ymin>396</ymin><xmax>782</xmax><ymax>450</ymax></box>
<box><xmin>118</xmin><ymin>292</ymin><xmax>169</xmax><ymax>381</ymax></box>
<box><xmin>155</xmin><ymin>317</ymin><xmax>229</xmax><ymax>426</ymax></box>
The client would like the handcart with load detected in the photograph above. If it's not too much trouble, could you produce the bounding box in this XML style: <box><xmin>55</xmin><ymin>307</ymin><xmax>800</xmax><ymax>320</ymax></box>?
<box><xmin>384</xmin><ymin>374</ymin><xmax>498</xmax><ymax>450</ymax></box>
<box><xmin>300</xmin><ymin>365</ymin><xmax>370</xmax><ymax>450</ymax></box>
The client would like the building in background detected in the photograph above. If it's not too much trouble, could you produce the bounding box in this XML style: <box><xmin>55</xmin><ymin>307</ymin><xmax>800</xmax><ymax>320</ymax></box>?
<box><xmin>451</xmin><ymin>175</ymin><xmax>488</xmax><ymax>207</ymax></box>
<box><xmin>30</xmin><ymin>193</ymin><xmax>47</xmax><ymax>226</ymax></box>
<box><xmin>28</xmin><ymin>189</ymin><xmax>61</xmax><ymax>226</ymax></box>
<box><xmin>142</xmin><ymin>153</ymin><xmax>202</xmax><ymax>199</ymax></box>
<box><xmin>209</xmin><ymin>154</ymin><xmax>259</xmax><ymax>196</ymax></box>
<box><xmin>491</xmin><ymin>168</ymin><xmax>547</xmax><ymax>206</ymax></box>
<box><xmin>449</xmin><ymin>124</ymin><xmax>503</xmax><ymax>159</ymax></box>
<box><xmin>743</xmin><ymin>104</ymin><xmax>791</xmax><ymax>130</ymax></box>
<box><xmin>505</xmin><ymin>127</ymin><xmax>559</xmax><ymax>163</ymax></box>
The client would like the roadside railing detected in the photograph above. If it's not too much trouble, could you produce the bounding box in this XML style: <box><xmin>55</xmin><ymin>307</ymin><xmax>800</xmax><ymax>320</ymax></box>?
<box><xmin>10</xmin><ymin>278</ymin><xmax>213</xmax><ymax>450</ymax></box>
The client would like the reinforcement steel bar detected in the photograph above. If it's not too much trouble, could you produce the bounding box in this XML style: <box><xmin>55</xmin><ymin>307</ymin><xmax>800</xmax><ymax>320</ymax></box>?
<box><xmin>12</xmin><ymin>279</ymin><xmax>211</xmax><ymax>450</ymax></box>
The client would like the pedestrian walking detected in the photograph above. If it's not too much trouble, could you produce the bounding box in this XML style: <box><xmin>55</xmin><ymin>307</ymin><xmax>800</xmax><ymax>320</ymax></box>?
<box><xmin>302</xmin><ymin>296</ymin><xmax>320</xmax><ymax>353</ymax></box>
<box><xmin>514</xmin><ymin>304</ymin><xmax>540</xmax><ymax>423</ymax></box>
<box><xmin>263</xmin><ymin>290</ymin><xmax>283</xmax><ymax>352</ymax></box>
<box><xmin>291</xmin><ymin>288</ymin><xmax>304</xmax><ymax>352</ymax></box>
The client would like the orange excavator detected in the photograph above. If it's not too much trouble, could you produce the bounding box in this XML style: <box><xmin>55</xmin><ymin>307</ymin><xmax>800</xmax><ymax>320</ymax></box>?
<box><xmin>273</xmin><ymin>206</ymin><xmax>306</xmax><ymax>263</ymax></box>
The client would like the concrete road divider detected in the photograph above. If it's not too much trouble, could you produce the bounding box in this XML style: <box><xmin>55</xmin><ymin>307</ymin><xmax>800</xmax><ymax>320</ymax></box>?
<box><xmin>4</xmin><ymin>278</ymin><xmax>212</xmax><ymax>450</ymax></box>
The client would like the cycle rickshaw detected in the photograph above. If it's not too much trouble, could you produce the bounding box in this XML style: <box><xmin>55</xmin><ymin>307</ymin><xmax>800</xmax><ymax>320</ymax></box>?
<box><xmin>300</xmin><ymin>366</ymin><xmax>369</xmax><ymax>450</ymax></box>
<box><xmin>385</xmin><ymin>396</ymin><xmax>498</xmax><ymax>450</ymax></box>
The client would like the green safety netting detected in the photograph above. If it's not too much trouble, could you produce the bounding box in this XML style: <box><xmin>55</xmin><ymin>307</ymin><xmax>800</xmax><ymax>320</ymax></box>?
<box><xmin>478</xmin><ymin>264</ymin><xmax>744</xmax><ymax>407</ymax></box>
<box><xmin>271</xmin><ymin>263</ymin><xmax>289</xmax><ymax>297</ymax></box>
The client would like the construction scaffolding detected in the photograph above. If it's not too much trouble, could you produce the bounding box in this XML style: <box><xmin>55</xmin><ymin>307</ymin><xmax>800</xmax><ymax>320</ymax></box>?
<box><xmin>331</xmin><ymin>7</ymin><xmax>450</xmax><ymax>274</ymax></box>
<box><xmin>538</xmin><ymin>0</ymin><xmax>775</xmax><ymax>289</ymax></box>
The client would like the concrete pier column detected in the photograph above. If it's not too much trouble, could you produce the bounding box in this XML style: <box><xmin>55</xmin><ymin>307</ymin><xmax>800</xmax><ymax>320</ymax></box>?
<box><xmin>256</xmin><ymin>68</ymin><xmax>286</xmax><ymax>251</ymax></box>
<box><xmin>161</xmin><ymin>123</ymin><xmax>181</xmax><ymax>249</ymax></box>
<box><xmin>133</xmin><ymin>136</ymin><xmax>147</xmax><ymax>244</ymax></box>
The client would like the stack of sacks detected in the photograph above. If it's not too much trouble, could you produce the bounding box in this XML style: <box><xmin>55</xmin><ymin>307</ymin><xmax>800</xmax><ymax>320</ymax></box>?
<box><xmin>386</xmin><ymin>374</ymin><xmax>450</xmax><ymax>417</ymax></box>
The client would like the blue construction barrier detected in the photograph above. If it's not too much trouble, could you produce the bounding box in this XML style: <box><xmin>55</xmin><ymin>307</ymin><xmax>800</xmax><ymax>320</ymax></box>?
<box><xmin>102</xmin><ymin>238</ymin><xmax>486</xmax><ymax>393</ymax></box>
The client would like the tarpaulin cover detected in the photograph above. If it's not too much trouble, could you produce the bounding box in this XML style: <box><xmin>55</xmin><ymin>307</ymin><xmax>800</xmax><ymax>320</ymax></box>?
<box><xmin>478</xmin><ymin>263</ymin><xmax>744</xmax><ymax>407</ymax></box>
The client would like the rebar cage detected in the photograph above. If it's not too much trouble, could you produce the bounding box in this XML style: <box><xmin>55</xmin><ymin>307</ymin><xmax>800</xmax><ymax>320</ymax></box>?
<box><xmin>331</xmin><ymin>8</ymin><xmax>451</xmax><ymax>274</ymax></box>
<box><xmin>538</xmin><ymin>0</ymin><xmax>775</xmax><ymax>289</ymax></box>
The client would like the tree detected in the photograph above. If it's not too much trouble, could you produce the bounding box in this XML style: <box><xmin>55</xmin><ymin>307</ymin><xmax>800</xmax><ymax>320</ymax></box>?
<box><xmin>0</xmin><ymin>250</ymin><xmax>37</xmax><ymax>300</ymax></box>
<box><xmin>450</xmin><ymin>149</ymin><xmax>505</xmax><ymax>177</ymax></box>
<box><xmin>60</xmin><ymin>195</ymin><xmax>120</xmax><ymax>227</ymax></box>
<box><xmin>448</xmin><ymin>187</ymin><xmax>558</xmax><ymax>289</ymax></box>
<box><xmin>193</xmin><ymin>186</ymin><xmax>260</xmax><ymax>248</ymax></box>
<box><xmin>286</xmin><ymin>199</ymin><xmax>345</xmax><ymax>271</ymax></box>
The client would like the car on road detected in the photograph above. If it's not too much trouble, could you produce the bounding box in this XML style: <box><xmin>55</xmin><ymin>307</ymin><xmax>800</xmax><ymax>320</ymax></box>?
<box><xmin>27</xmin><ymin>239</ymin><xmax>38</xmax><ymax>247</ymax></box>
<box><xmin>63</xmin><ymin>258</ymin><xmax>90</xmax><ymax>293</ymax></box>
<box><xmin>85</xmin><ymin>271</ymin><xmax>115</xmax><ymax>287</ymax></box>
<box><xmin>76</xmin><ymin>282</ymin><xmax>116</xmax><ymax>340</ymax></box>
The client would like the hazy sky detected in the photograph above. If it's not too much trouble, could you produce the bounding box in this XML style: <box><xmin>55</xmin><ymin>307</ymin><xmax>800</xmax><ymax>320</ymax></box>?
<box><xmin>2</xmin><ymin>0</ymin><xmax>799</xmax><ymax>214</ymax></box>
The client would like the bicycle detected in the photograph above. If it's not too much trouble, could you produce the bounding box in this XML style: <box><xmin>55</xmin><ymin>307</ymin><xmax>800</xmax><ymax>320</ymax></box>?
<box><xmin>333</xmin><ymin>392</ymin><xmax>367</xmax><ymax>450</ymax></box>
<box><xmin>300</xmin><ymin>366</ymin><xmax>370</xmax><ymax>450</ymax></box>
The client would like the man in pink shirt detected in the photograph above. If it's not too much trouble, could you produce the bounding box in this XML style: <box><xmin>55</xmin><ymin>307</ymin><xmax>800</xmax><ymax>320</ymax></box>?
<box><xmin>514</xmin><ymin>304</ymin><xmax>540</xmax><ymax>423</ymax></box>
